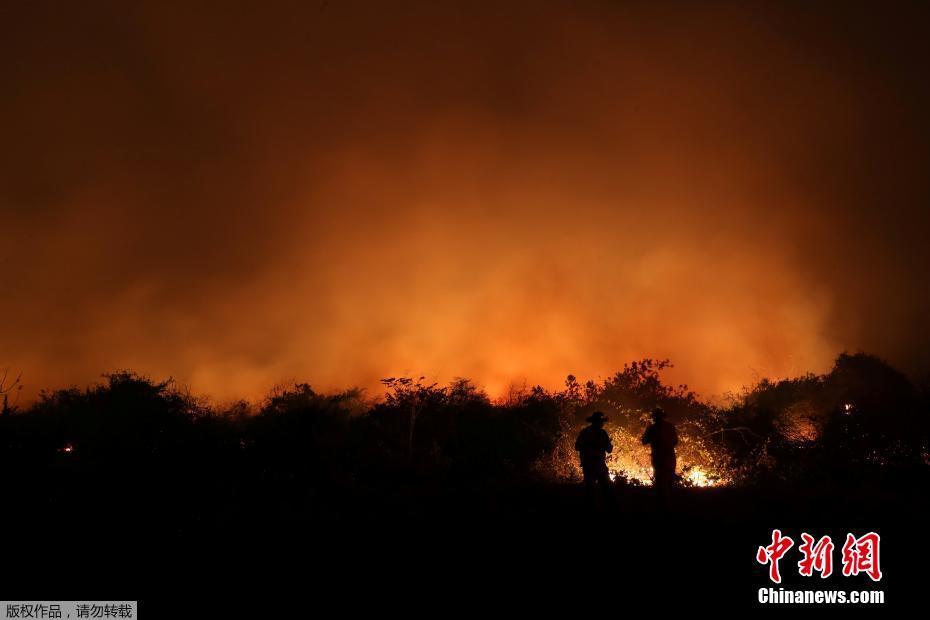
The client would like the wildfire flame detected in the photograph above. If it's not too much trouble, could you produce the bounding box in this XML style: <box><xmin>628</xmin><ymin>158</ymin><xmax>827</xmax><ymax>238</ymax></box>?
<box><xmin>682</xmin><ymin>466</ymin><xmax>717</xmax><ymax>488</ymax></box>
<box><xmin>549</xmin><ymin>421</ymin><xmax>730</xmax><ymax>488</ymax></box>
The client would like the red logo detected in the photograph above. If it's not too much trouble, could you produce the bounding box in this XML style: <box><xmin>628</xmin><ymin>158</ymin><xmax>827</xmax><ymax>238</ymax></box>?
<box><xmin>841</xmin><ymin>532</ymin><xmax>882</xmax><ymax>582</ymax></box>
<box><xmin>757</xmin><ymin>530</ymin><xmax>881</xmax><ymax>583</ymax></box>
<box><xmin>798</xmin><ymin>533</ymin><xmax>834</xmax><ymax>578</ymax></box>
<box><xmin>756</xmin><ymin>529</ymin><xmax>795</xmax><ymax>584</ymax></box>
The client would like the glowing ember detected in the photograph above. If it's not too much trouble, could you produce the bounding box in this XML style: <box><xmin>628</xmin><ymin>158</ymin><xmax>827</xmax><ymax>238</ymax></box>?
<box><xmin>59</xmin><ymin>443</ymin><xmax>75</xmax><ymax>454</ymax></box>
<box><xmin>844</xmin><ymin>403</ymin><xmax>854</xmax><ymax>414</ymax></box>
<box><xmin>544</xmin><ymin>415</ymin><xmax>733</xmax><ymax>487</ymax></box>
<box><xmin>683</xmin><ymin>466</ymin><xmax>717</xmax><ymax>488</ymax></box>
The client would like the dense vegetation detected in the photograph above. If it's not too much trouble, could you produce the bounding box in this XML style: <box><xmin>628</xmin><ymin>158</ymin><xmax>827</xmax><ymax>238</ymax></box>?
<box><xmin>1</xmin><ymin>353</ymin><xmax>926</xmax><ymax>512</ymax></box>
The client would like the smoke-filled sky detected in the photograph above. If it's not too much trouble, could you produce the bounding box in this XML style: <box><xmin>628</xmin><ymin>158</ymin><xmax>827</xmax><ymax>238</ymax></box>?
<box><xmin>2</xmin><ymin>1</ymin><xmax>929</xmax><ymax>402</ymax></box>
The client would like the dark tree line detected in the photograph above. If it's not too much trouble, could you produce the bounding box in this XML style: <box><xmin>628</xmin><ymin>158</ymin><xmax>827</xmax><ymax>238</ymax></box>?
<box><xmin>0</xmin><ymin>353</ymin><xmax>927</xmax><ymax>529</ymax></box>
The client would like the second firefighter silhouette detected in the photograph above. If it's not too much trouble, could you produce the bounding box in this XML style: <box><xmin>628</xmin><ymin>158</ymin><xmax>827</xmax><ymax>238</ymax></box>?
<box><xmin>575</xmin><ymin>411</ymin><xmax>613</xmax><ymax>507</ymax></box>
<box><xmin>641</xmin><ymin>407</ymin><xmax>679</xmax><ymax>493</ymax></box>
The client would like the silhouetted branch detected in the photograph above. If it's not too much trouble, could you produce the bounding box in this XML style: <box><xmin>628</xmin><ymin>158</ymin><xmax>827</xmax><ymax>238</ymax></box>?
<box><xmin>702</xmin><ymin>426</ymin><xmax>761</xmax><ymax>445</ymax></box>
<box><xmin>1</xmin><ymin>368</ymin><xmax>22</xmax><ymax>394</ymax></box>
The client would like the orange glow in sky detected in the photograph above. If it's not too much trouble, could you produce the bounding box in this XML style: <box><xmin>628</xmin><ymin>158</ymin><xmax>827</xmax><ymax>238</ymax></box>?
<box><xmin>2</xmin><ymin>2</ymin><xmax>929</xmax><ymax>402</ymax></box>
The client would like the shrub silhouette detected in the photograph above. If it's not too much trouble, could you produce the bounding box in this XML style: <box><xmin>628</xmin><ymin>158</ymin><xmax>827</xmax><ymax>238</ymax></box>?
<box><xmin>0</xmin><ymin>353</ymin><xmax>926</xmax><ymax>529</ymax></box>
<box><xmin>715</xmin><ymin>353</ymin><xmax>928</xmax><ymax>485</ymax></box>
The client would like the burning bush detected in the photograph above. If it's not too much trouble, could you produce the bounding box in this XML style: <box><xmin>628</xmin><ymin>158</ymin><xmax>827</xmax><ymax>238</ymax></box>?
<box><xmin>534</xmin><ymin>361</ymin><xmax>736</xmax><ymax>486</ymax></box>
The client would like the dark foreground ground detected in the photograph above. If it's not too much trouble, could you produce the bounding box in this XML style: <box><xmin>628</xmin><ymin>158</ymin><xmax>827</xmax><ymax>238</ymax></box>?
<box><xmin>2</xmin><ymin>472</ymin><xmax>927</xmax><ymax>614</ymax></box>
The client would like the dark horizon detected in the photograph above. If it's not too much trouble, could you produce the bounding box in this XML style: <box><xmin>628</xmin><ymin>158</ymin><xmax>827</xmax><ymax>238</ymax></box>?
<box><xmin>1</xmin><ymin>348</ymin><xmax>922</xmax><ymax>411</ymax></box>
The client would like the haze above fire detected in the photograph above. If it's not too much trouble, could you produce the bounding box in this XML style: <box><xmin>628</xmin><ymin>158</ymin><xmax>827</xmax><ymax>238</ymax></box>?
<box><xmin>2</xmin><ymin>1</ymin><xmax>928</xmax><ymax>401</ymax></box>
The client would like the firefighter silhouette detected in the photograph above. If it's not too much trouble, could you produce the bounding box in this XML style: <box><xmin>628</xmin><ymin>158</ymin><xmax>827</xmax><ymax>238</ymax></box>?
<box><xmin>641</xmin><ymin>407</ymin><xmax>679</xmax><ymax>503</ymax></box>
<box><xmin>575</xmin><ymin>411</ymin><xmax>613</xmax><ymax>509</ymax></box>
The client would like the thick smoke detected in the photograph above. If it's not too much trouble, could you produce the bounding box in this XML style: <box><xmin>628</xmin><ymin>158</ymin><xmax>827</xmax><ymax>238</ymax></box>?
<box><xmin>2</xmin><ymin>1</ymin><xmax>929</xmax><ymax>401</ymax></box>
